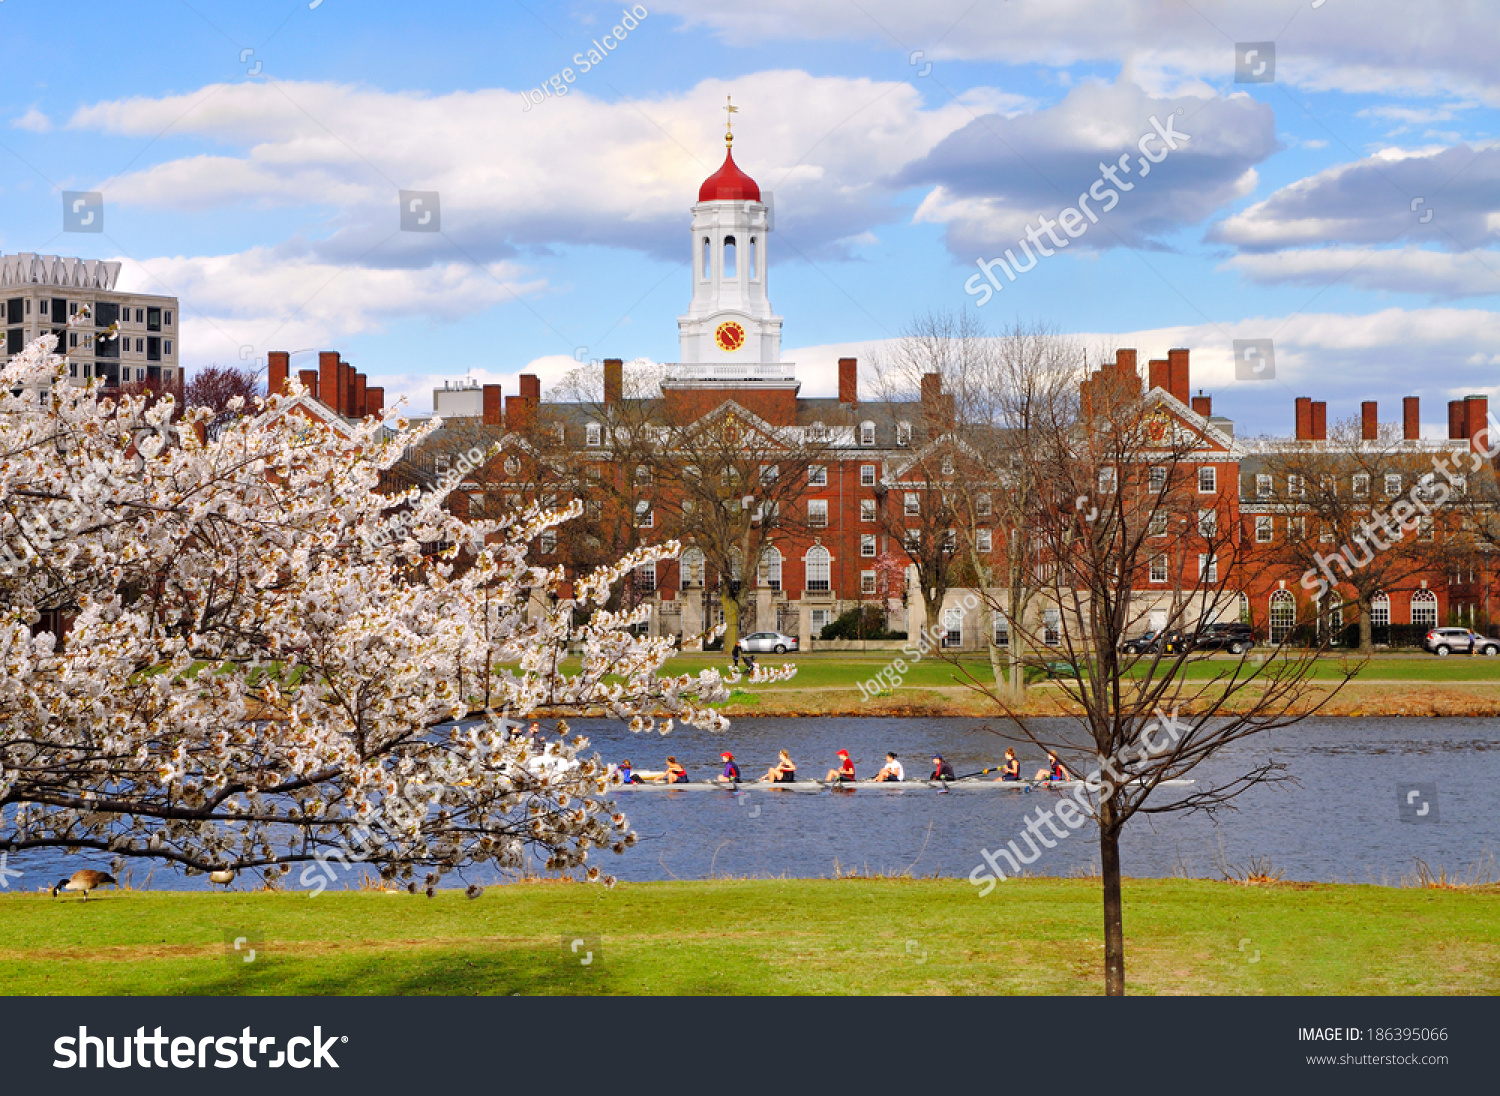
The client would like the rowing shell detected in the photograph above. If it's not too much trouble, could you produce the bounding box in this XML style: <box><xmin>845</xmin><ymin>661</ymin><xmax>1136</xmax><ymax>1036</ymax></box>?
<box><xmin>612</xmin><ymin>778</ymin><xmax>1195</xmax><ymax>792</ymax></box>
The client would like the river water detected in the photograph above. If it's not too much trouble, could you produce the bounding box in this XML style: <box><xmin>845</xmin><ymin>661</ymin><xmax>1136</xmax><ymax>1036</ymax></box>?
<box><xmin>12</xmin><ymin>717</ymin><xmax>1497</xmax><ymax>890</ymax></box>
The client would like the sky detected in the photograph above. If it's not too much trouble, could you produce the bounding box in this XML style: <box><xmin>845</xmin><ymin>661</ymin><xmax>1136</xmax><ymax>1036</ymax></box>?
<box><xmin>2</xmin><ymin>0</ymin><xmax>1498</xmax><ymax>436</ymax></box>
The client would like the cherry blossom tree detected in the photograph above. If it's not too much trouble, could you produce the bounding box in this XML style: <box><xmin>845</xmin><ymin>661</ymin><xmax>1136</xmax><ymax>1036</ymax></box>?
<box><xmin>0</xmin><ymin>332</ymin><xmax>785</xmax><ymax>889</ymax></box>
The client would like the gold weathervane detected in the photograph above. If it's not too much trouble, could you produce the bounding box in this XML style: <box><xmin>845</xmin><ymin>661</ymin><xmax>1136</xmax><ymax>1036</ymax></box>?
<box><xmin>725</xmin><ymin>95</ymin><xmax>738</xmax><ymax>146</ymax></box>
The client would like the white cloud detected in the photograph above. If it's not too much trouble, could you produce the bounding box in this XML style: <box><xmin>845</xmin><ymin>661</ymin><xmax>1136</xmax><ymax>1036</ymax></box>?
<box><xmin>11</xmin><ymin>108</ymin><xmax>51</xmax><ymax>133</ymax></box>
<box><xmin>1224</xmin><ymin>246</ymin><xmax>1500</xmax><ymax>299</ymax></box>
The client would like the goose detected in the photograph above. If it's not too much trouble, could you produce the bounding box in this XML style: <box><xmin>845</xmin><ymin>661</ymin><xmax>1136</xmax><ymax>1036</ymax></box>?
<box><xmin>208</xmin><ymin>869</ymin><xmax>235</xmax><ymax>889</ymax></box>
<box><xmin>51</xmin><ymin>869</ymin><xmax>117</xmax><ymax>900</ymax></box>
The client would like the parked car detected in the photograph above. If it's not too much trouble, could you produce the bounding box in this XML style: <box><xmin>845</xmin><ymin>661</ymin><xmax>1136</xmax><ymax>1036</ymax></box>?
<box><xmin>1191</xmin><ymin>621</ymin><xmax>1256</xmax><ymax>655</ymax></box>
<box><xmin>1120</xmin><ymin>630</ymin><xmax>1161</xmax><ymax>655</ymax></box>
<box><xmin>739</xmin><ymin>630</ymin><xmax>799</xmax><ymax>654</ymax></box>
<box><xmin>1120</xmin><ymin>629</ymin><xmax>1188</xmax><ymax>655</ymax></box>
<box><xmin>1423</xmin><ymin>627</ymin><xmax>1500</xmax><ymax>656</ymax></box>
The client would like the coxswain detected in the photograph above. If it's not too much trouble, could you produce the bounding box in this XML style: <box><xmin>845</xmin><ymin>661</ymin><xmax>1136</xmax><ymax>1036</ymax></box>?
<box><xmin>931</xmin><ymin>754</ymin><xmax>956</xmax><ymax>782</ymax></box>
<box><xmin>618</xmin><ymin>759</ymin><xmax>642</xmax><ymax>785</ymax></box>
<box><xmin>824</xmin><ymin>749</ymin><xmax>856</xmax><ymax>784</ymax></box>
<box><xmin>718</xmin><ymin>751</ymin><xmax>742</xmax><ymax>783</ymax></box>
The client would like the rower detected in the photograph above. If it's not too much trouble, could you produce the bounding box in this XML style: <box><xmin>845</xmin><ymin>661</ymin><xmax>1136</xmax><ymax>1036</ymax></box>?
<box><xmin>824</xmin><ymin>749</ymin><xmax>856</xmax><ymax>784</ymax></box>
<box><xmin>647</xmin><ymin>755</ymin><xmax>690</xmax><ymax>784</ymax></box>
<box><xmin>873</xmin><ymin>752</ymin><xmax>904</xmax><ymax>782</ymax></box>
<box><xmin>718</xmin><ymin>751</ymin><xmax>742</xmax><ymax>783</ymax></box>
<box><xmin>1035</xmin><ymin>752</ymin><xmax>1073</xmax><ymax>782</ymax></box>
<box><xmin>759</xmin><ymin>750</ymin><xmax>797</xmax><ymax>784</ymax></box>
<box><xmin>994</xmin><ymin>748</ymin><xmax>1021</xmax><ymax>782</ymax></box>
<box><xmin>931</xmin><ymin>754</ymin><xmax>956</xmax><ymax>782</ymax></box>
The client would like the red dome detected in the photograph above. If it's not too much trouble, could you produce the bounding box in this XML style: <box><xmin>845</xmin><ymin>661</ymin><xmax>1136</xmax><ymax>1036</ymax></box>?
<box><xmin>699</xmin><ymin>144</ymin><xmax>761</xmax><ymax>202</ymax></box>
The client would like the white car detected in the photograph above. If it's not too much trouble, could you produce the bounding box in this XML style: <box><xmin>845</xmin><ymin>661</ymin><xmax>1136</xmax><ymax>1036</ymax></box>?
<box><xmin>739</xmin><ymin>630</ymin><xmax>798</xmax><ymax>654</ymax></box>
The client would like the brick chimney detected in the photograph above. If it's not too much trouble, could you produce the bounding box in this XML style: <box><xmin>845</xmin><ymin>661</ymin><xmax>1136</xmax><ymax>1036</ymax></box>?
<box><xmin>318</xmin><ymin>352</ymin><xmax>340</xmax><ymax>412</ymax></box>
<box><xmin>838</xmin><ymin>357</ymin><xmax>858</xmax><ymax>405</ymax></box>
<box><xmin>353</xmin><ymin>373</ymin><xmax>367</xmax><ymax>418</ymax></box>
<box><xmin>483</xmin><ymin>384</ymin><xmax>503</xmax><ymax>426</ymax></box>
<box><xmin>1361</xmin><ymin>401</ymin><xmax>1378</xmax><ymax>440</ymax></box>
<box><xmin>1191</xmin><ymin>392</ymin><xmax>1212</xmax><ymax>417</ymax></box>
<box><xmin>519</xmin><ymin>373</ymin><xmax>541</xmax><ymax>401</ymax></box>
<box><xmin>1148</xmin><ymin>358</ymin><xmax>1169</xmax><ymax>394</ymax></box>
<box><xmin>1115</xmin><ymin>348</ymin><xmax>1137</xmax><ymax>374</ymax></box>
<box><xmin>1464</xmin><ymin>395</ymin><xmax>1489</xmax><ymax>455</ymax></box>
<box><xmin>1448</xmin><ymin>400</ymin><xmax>1465</xmax><ymax>440</ymax></box>
<box><xmin>1311</xmin><ymin>400</ymin><xmax>1327</xmax><ymax>441</ymax></box>
<box><xmin>1295</xmin><ymin>397</ymin><xmax>1313</xmax><ymax>440</ymax></box>
<box><xmin>603</xmin><ymin>358</ymin><xmax>623</xmax><ymax>406</ymax></box>
<box><xmin>1403</xmin><ymin>396</ymin><xmax>1420</xmax><ymax>440</ymax></box>
<box><xmin>1167</xmin><ymin>348</ymin><xmax>1191</xmax><ymax>405</ymax></box>
<box><xmin>298</xmin><ymin>369</ymin><xmax>319</xmax><ymax>400</ymax></box>
<box><xmin>268</xmin><ymin>351</ymin><xmax>290</xmax><ymax>395</ymax></box>
<box><xmin>365</xmin><ymin>387</ymin><xmax>384</xmax><ymax>418</ymax></box>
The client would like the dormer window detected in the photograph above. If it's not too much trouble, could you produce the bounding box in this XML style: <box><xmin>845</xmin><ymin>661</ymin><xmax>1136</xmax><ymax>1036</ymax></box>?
<box><xmin>896</xmin><ymin>422</ymin><xmax>911</xmax><ymax>446</ymax></box>
<box><xmin>586</xmin><ymin>422</ymin><xmax>601</xmax><ymax>447</ymax></box>
<box><xmin>941</xmin><ymin>455</ymin><xmax>955</xmax><ymax>476</ymax></box>
<box><xmin>860</xmin><ymin>421</ymin><xmax>875</xmax><ymax>446</ymax></box>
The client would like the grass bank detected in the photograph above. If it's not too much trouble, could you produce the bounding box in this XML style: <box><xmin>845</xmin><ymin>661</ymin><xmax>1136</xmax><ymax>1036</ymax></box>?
<box><xmin>4</xmin><ymin>878</ymin><xmax>1496</xmax><ymax>995</ymax></box>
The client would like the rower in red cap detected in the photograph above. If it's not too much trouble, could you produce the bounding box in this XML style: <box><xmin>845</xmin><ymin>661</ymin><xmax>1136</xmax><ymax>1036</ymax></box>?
<box><xmin>825</xmin><ymin>750</ymin><xmax>856</xmax><ymax>784</ymax></box>
<box><xmin>717</xmin><ymin>751</ymin><xmax>742</xmax><ymax>784</ymax></box>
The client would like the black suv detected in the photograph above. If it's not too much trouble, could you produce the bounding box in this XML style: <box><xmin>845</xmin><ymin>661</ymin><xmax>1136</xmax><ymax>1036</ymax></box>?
<box><xmin>1191</xmin><ymin>622</ymin><xmax>1256</xmax><ymax>655</ymax></box>
<box><xmin>1120</xmin><ymin>629</ymin><xmax>1189</xmax><ymax>655</ymax></box>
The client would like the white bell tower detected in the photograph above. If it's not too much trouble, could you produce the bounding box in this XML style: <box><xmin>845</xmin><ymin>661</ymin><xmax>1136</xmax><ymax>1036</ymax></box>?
<box><xmin>678</xmin><ymin>101</ymin><xmax>782</xmax><ymax>365</ymax></box>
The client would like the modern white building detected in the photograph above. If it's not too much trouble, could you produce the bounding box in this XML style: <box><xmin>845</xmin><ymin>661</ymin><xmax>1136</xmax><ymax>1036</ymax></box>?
<box><xmin>0</xmin><ymin>253</ymin><xmax>180</xmax><ymax>389</ymax></box>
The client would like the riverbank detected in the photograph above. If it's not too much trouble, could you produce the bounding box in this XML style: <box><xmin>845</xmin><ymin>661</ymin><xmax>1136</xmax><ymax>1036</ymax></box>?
<box><xmin>4</xmin><ymin>878</ymin><xmax>1496</xmax><ymax>995</ymax></box>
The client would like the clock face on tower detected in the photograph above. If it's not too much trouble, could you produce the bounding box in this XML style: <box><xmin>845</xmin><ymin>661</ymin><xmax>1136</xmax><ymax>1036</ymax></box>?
<box><xmin>714</xmin><ymin>320</ymin><xmax>746</xmax><ymax>352</ymax></box>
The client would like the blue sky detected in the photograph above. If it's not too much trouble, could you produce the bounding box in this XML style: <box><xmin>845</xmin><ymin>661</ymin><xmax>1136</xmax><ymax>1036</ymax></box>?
<box><xmin>2</xmin><ymin>0</ymin><xmax>1498</xmax><ymax>434</ymax></box>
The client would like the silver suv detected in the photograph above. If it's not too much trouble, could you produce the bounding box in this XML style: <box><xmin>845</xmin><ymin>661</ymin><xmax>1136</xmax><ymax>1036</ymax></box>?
<box><xmin>1424</xmin><ymin>627</ymin><xmax>1499</xmax><ymax>656</ymax></box>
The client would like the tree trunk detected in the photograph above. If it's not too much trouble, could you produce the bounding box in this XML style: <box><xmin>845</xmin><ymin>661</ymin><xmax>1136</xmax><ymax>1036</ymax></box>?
<box><xmin>1358</xmin><ymin>596</ymin><xmax>1373</xmax><ymax>654</ymax></box>
<box><xmin>721</xmin><ymin>592</ymin><xmax>741</xmax><ymax>653</ymax></box>
<box><xmin>1100</xmin><ymin>807</ymin><xmax>1126</xmax><ymax>996</ymax></box>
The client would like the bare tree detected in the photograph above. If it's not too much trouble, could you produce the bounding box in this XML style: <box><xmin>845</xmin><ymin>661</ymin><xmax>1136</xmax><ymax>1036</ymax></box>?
<box><xmin>962</xmin><ymin>356</ymin><xmax>1349</xmax><ymax>995</ymax></box>
<box><xmin>183</xmin><ymin>365</ymin><xmax>263</xmax><ymax>436</ymax></box>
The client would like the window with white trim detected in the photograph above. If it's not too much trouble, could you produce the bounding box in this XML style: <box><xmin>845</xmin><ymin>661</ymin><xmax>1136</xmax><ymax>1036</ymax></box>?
<box><xmin>941</xmin><ymin>455</ymin><xmax>955</xmax><ymax>476</ymax></box>
<box><xmin>681</xmin><ymin>547</ymin><xmax>705</xmax><ymax>588</ymax></box>
<box><xmin>976</xmin><ymin>528</ymin><xmax>992</xmax><ymax>552</ymax></box>
<box><xmin>896</xmin><ymin>422</ymin><xmax>911</xmax><ymax>446</ymax></box>
<box><xmin>808</xmin><ymin>499</ymin><xmax>828</xmax><ymax>527</ymax></box>
<box><xmin>805</xmin><ymin>546</ymin><xmax>831</xmax><ymax>592</ymax></box>
<box><xmin>1288</xmin><ymin>474</ymin><xmax>1304</xmax><ymax>497</ymax></box>
<box><xmin>943</xmin><ymin>606</ymin><xmax>963</xmax><ymax>649</ymax></box>
<box><xmin>758</xmin><ymin>547</ymin><xmax>783</xmax><ymax>590</ymax></box>
<box><xmin>1198</xmin><ymin>508</ymin><xmax>1217</xmax><ymax>536</ymax></box>
<box><xmin>1150</xmin><ymin>555</ymin><xmax>1168</xmax><ymax>584</ymax></box>
<box><xmin>860</xmin><ymin>464</ymin><xmax>876</xmax><ymax>486</ymax></box>
<box><xmin>807</xmin><ymin>464</ymin><xmax>826</xmax><ymax>486</ymax></box>
<box><xmin>1384</xmin><ymin>474</ymin><xmax>1401</xmax><ymax>497</ymax></box>
<box><xmin>1198</xmin><ymin>553</ymin><xmax>1218</xmax><ymax>583</ymax></box>
<box><xmin>861</xmin><ymin>533</ymin><xmax>876</xmax><ymax>557</ymax></box>
<box><xmin>1352</xmin><ymin>473</ymin><xmax>1369</xmax><ymax>497</ymax></box>
<box><xmin>1198</xmin><ymin>466</ymin><xmax>1216</xmax><ymax>493</ymax></box>
<box><xmin>586</xmin><ymin>422</ymin><xmax>601</xmax><ymax>446</ymax></box>
<box><xmin>904</xmin><ymin>492</ymin><xmax>919</xmax><ymax>516</ymax></box>
<box><xmin>1150</xmin><ymin>466</ymin><xmax>1167</xmax><ymax>493</ymax></box>
<box><xmin>634</xmin><ymin>501</ymin><xmax>653</xmax><ymax>528</ymax></box>
<box><xmin>860</xmin><ymin>421</ymin><xmax>875</xmax><ymax>446</ymax></box>
<box><xmin>861</xmin><ymin>498</ymin><xmax>876</xmax><ymax>522</ymax></box>
<box><xmin>1256</xmin><ymin>515</ymin><xmax>1273</xmax><ymax>543</ymax></box>
<box><xmin>1148</xmin><ymin>510</ymin><xmax>1167</xmax><ymax>537</ymax></box>
<box><xmin>861</xmin><ymin>570</ymin><xmax>877</xmax><ymax>595</ymax></box>
<box><xmin>1411</xmin><ymin>588</ymin><xmax>1437</xmax><ymax>626</ymax></box>
<box><xmin>634</xmin><ymin>561</ymin><xmax>656</xmax><ymax>592</ymax></box>
<box><xmin>1256</xmin><ymin>474</ymin><xmax>1272</xmax><ymax>498</ymax></box>
<box><xmin>1043</xmin><ymin>609</ymin><xmax>1061</xmax><ymax>647</ymax></box>
<box><xmin>976</xmin><ymin>493</ymin><xmax>992</xmax><ymax>517</ymax></box>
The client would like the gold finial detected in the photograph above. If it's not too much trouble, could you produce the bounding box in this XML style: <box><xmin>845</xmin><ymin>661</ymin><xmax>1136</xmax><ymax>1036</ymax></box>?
<box><xmin>725</xmin><ymin>95</ymin><xmax>738</xmax><ymax>146</ymax></box>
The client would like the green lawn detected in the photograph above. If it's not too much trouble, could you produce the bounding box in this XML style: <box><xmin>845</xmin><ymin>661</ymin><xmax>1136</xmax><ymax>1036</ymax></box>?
<box><xmin>4</xmin><ymin>878</ymin><xmax>1495</xmax><ymax>995</ymax></box>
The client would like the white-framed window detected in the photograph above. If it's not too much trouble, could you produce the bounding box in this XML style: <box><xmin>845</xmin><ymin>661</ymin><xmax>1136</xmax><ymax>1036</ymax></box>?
<box><xmin>634</xmin><ymin>561</ymin><xmax>657</xmax><ymax>592</ymax></box>
<box><xmin>807</xmin><ymin>464</ymin><xmax>826</xmax><ymax>486</ymax></box>
<box><xmin>904</xmin><ymin>492</ymin><xmax>920</xmax><ymax>516</ymax></box>
<box><xmin>1289</xmin><ymin>516</ymin><xmax>1305</xmax><ymax>539</ymax></box>
<box><xmin>1149</xmin><ymin>511</ymin><xmax>1167</xmax><ymax>537</ymax></box>
<box><xmin>681</xmin><ymin>547</ymin><xmax>705</xmax><ymax>588</ymax></box>
<box><xmin>758</xmin><ymin>547</ymin><xmax>783</xmax><ymax>590</ymax></box>
<box><xmin>860</xmin><ymin>464</ymin><xmax>876</xmax><ymax>486</ymax></box>
<box><xmin>1418</xmin><ymin>516</ymin><xmax>1434</xmax><ymax>542</ymax></box>
<box><xmin>1319</xmin><ymin>522</ymin><xmax>1334</xmax><ymax>543</ymax></box>
<box><xmin>1198</xmin><ymin>466</ymin><xmax>1216</xmax><ymax>493</ymax></box>
<box><xmin>805</xmin><ymin>546</ymin><xmax>831</xmax><ymax>592</ymax></box>
<box><xmin>860</xmin><ymin>421</ymin><xmax>876</xmax><ymax>446</ymax></box>
<box><xmin>1255</xmin><ymin>515</ymin><xmax>1273</xmax><ymax>543</ymax></box>
<box><xmin>1288</xmin><ymin>474</ymin><xmax>1304</xmax><ymax>497</ymax></box>
<box><xmin>861</xmin><ymin>498</ymin><xmax>876</xmax><ymax>522</ymax></box>
<box><xmin>504</xmin><ymin>456</ymin><xmax>521</xmax><ymax>476</ymax></box>
<box><xmin>1043</xmin><ymin>609</ymin><xmax>1061</xmax><ymax>647</ymax></box>
<box><xmin>976</xmin><ymin>493</ymin><xmax>992</xmax><ymax>517</ymax></box>
<box><xmin>1352</xmin><ymin>473</ymin><xmax>1369</xmax><ymax>497</ymax></box>
<box><xmin>941</xmin><ymin>455</ymin><xmax>955</xmax><ymax>476</ymax></box>
<box><xmin>993</xmin><ymin>616</ymin><xmax>1010</xmax><ymax>648</ymax></box>
<box><xmin>1385</xmin><ymin>474</ymin><xmax>1401</xmax><ymax>497</ymax></box>
<box><xmin>634</xmin><ymin>501</ymin><xmax>653</xmax><ymax>528</ymax></box>
<box><xmin>586</xmin><ymin>422</ymin><xmax>601</xmax><ymax>447</ymax></box>
<box><xmin>761</xmin><ymin>464</ymin><xmax>779</xmax><ymax>485</ymax></box>
<box><xmin>553</xmin><ymin>423</ymin><xmax>565</xmax><ymax>444</ymax></box>
<box><xmin>861</xmin><ymin>533</ymin><xmax>876</xmax><ymax>557</ymax></box>
<box><xmin>1098</xmin><ymin>467</ymin><xmax>1116</xmax><ymax>495</ymax></box>
<box><xmin>1198</xmin><ymin>508</ymin><xmax>1217</xmax><ymax>536</ymax></box>
<box><xmin>1411</xmin><ymin>588</ymin><xmax>1437</xmax><ymax>626</ymax></box>
<box><xmin>943</xmin><ymin>528</ymin><xmax>957</xmax><ymax>550</ymax></box>
<box><xmin>635</xmin><ymin>465</ymin><xmax>653</xmax><ymax>486</ymax></box>
<box><xmin>808</xmin><ymin>499</ymin><xmax>828</xmax><ymax>527</ymax></box>
<box><xmin>861</xmin><ymin>570</ymin><xmax>877</xmax><ymax>595</ymax></box>
<box><xmin>1256</xmin><ymin>474</ymin><xmax>1272</xmax><ymax>498</ymax></box>
<box><xmin>539</xmin><ymin>530</ymin><xmax>557</xmax><ymax>554</ymax></box>
<box><xmin>1150</xmin><ymin>555</ymin><xmax>1168</xmax><ymax>584</ymax></box>
<box><xmin>1269</xmin><ymin>589</ymin><xmax>1295</xmax><ymax>644</ymax></box>
<box><xmin>808</xmin><ymin>421</ymin><xmax>827</xmax><ymax>441</ymax></box>
<box><xmin>904</xmin><ymin>529</ymin><xmax>921</xmax><ymax>549</ymax></box>
<box><xmin>1320</xmin><ymin>474</ymin><xmax>1336</xmax><ymax>496</ymax></box>
<box><xmin>942</xmin><ymin>606</ymin><xmax>963</xmax><ymax>649</ymax></box>
<box><xmin>976</xmin><ymin>528</ymin><xmax>992</xmax><ymax>552</ymax></box>
<box><xmin>896</xmin><ymin>421</ymin><xmax>911</xmax><ymax>446</ymax></box>
<box><xmin>1371</xmin><ymin>592</ymin><xmax>1390</xmax><ymax>628</ymax></box>
<box><xmin>1454</xmin><ymin>475</ymin><xmax>1468</xmax><ymax>496</ymax></box>
<box><xmin>1198</xmin><ymin>553</ymin><xmax>1218</xmax><ymax>583</ymax></box>
<box><xmin>1149</xmin><ymin>466</ymin><xmax>1167</xmax><ymax>493</ymax></box>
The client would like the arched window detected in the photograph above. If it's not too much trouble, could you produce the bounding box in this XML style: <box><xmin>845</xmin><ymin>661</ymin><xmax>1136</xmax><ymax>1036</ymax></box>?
<box><xmin>503</xmin><ymin>456</ymin><xmax>520</xmax><ymax>476</ymax></box>
<box><xmin>1371</xmin><ymin>592</ymin><xmax>1390</xmax><ymax>628</ymax></box>
<box><xmin>680</xmin><ymin>547</ymin><xmax>705</xmax><ymax>589</ymax></box>
<box><xmin>758</xmin><ymin>546</ymin><xmax>782</xmax><ymax>590</ymax></box>
<box><xmin>1411</xmin><ymin>588</ymin><xmax>1438</xmax><ymax>626</ymax></box>
<box><xmin>1269</xmin><ymin>589</ymin><xmax>1296</xmax><ymax>644</ymax></box>
<box><xmin>805</xmin><ymin>546</ymin><xmax>831</xmax><ymax>592</ymax></box>
<box><xmin>702</xmin><ymin>236</ymin><xmax>711</xmax><ymax>279</ymax></box>
<box><xmin>749</xmin><ymin>236</ymin><xmax>758</xmax><ymax>280</ymax></box>
<box><xmin>723</xmin><ymin>235</ymin><xmax>737</xmax><ymax>278</ymax></box>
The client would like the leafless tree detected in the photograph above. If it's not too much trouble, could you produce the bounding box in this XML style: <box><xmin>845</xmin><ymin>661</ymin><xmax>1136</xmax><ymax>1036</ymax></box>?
<box><xmin>183</xmin><ymin>365</ymin><xmax>263</xmax><ymax>436</ymax></box>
